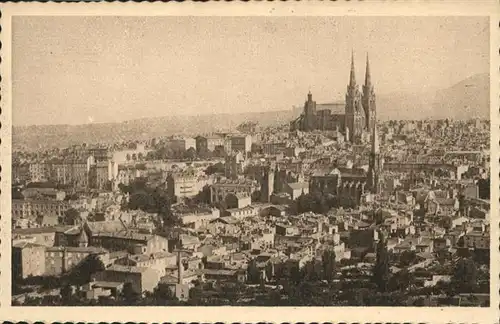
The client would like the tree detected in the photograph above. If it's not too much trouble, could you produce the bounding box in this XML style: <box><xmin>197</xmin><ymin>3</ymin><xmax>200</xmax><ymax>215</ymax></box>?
<box><xmin>67</xmin><ymin>254</ymin><xmax>105</xmax><ymax>286</ymax></box>
<box><xmin>184</xmin><ymin>147</ymin><xmax>197</xmax><ymax>160</ymax></box>
<box><xmin>63</xmin><ymin>208</ymin><xmax>80</xmax><ymax>225</ymax></box>
<box><xmin>60</xmin><ymin>284</ymin><xmax>73</xmax><ymax>304</ymax></box>
<box><xmin>372</xmin><ymin>234</ymin><xmax>390</xmax><ymax>292</ymax></box>
<box><xmin>399</xmin><ymin>250</ymin><xmax>417</xmax><ymax>267</ymax></box>
<box><xmin>205</xmin><ymin>163</ymin><xmax>224</xmax><ymax>176</ymax></box>
<box><xmin>322</xmin><ymin>248</ymin><xmax>336</xmax><ymax>282</ymax></box>
<box><xmin>121</xmin><ymin>282</ymin><xmax>140</xmax><ymax>305</ymax></box>
<box><xmin>388</xmin><ymin>269</ymin><xmax>412</xmax><ymax>292</ymax></box>
<box><xmin>152</xmin><ymin>283</ymin><xmax>176</xmax><ymax>305</ymax></box>
<box><xmin>247</xmin><ymin>259</ymin><xmax>261</xmax><ymax>284</ymax></box>
<box><xmin>302</xmin><ymin>260</ymin><xmax>321</xmax><ymax>282</ymax></box>
<box><xmin>451</xmin><ymin>257</ymin><xmax>478</xmax><ymax>294</ymax></box>
<box><xmin>294</xmin><ymin>192</ymin><xmax>334</xmax><ymax>215</ymax></box>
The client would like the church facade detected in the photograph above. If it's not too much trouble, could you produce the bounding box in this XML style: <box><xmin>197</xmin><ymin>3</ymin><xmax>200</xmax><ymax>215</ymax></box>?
<box><xmin>309</xmin><ymin>121</ymin><xmax>384</xmax><ymax>205</ymax></box>
<box><xmin>290</xmin><ymin>53</ymin><xmax>376</xmax><ymax>143</ymax></box>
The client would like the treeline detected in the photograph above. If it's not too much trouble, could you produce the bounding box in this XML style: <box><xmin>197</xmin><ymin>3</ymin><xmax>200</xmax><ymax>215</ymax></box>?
<box><xmin>118</xmin><ymin>178</ymin><xmax>180</xmax><ymax>227</ymax></box>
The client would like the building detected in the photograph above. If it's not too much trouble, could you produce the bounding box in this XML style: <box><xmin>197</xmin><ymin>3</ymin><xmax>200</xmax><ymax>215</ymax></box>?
<box><xmin>12</xmin><ymin>242</ymin><xmax>46</xmax><ymax>279</ymax></box>
<box><xmin>44</xmin><ymin>246</ymin><xmax>109</xmax><ymax>276</ymax></box>
<box><xmin>21</xmin><ymin>188</ymin><xmax>66</xmax><ymax>201</ymax></box>
<box><xmin>13</xmin><ymin>226</ymin><xmax>71</xmax><ymax>247</ymax></box>
<box><xmin>92</xmin><ymin>264</ymin><xmax>162</xmax><ymax>294</ymax></box>
<box><xmin>228</xmin><ymin>134</ymin><xmax>252</xmax><ymax>154</ymax></box>
<box><xmin>115</xmin><ymin>251</ymin><xmax>176</xmax><ymax>277</ymax></box>
<box><xmin>88</xmin><ymin>147</ymin><xmax>110</xmax><ymax>162</ymax></box>
<box><xmin>166</xmin><ymin>171</ymin><xmax>202</xmax><ymax>200</ymax></box>
<box><xmin>111</xmin><ymin>144</ymin><xmax>149</xmax><ymax>164</ymax></box>
<box><xmin>260</xmin><ymin>165</ymin><xmax>275</xmax><ymax>203</ymax></box>
<box><xmin>290</xmin><ymin>53</ymin><xmax>376</xmax><ymax>143</ymax></box>
<box><xmin>195</xmin><ymin>135</ymin><xmax>225</xmax><ymax>154</ymax></box>
<box><xmin>159</xmin><ymin>250</ymin><xmax>190</xmax><ymax>301</ymax></box>
<box><xmin>262</xmin><ymin>142</ymin><xmax>287</xmax><ymax>156</ymax></box>
<box><xmin>29</xmin><ymin>163</ymin><xmax>51</xmax><ymax>182</ymax></box>
<box><xmin>224</xmin><ymin>151</ymin><xmax>245</xmax><ymax>180</ymax></box>
<box><xmin>309</xmin><ymin>167</ymin><xmax>367</xmax><ymax>206</ymax></box>
<box><xmin>210</xmin><ymin>178</ymin><xmax>259</xmax><ymax>205</ymax></box>
<box><xmin>284</xmin><ymin>182</ymin><xmax>309</xmax><ymax>200</ymax></box>
<box><xmin>114</xmin><ymin>164</ymin><xmax>144</xmax><ymax>190</ymax></box>
<box><xmin>164</xmin><ymin>137</ymin><xmax>196</xmax><ymax>157</ymax></box>
<box><xmin>90</xmin><ymin>232</ymin><xmax>169</xmax><ymax>255</ymax></box>
<box><xmin>88</xmin><ymin>160</ymin><xmax>112</xmax><ymax>190</ymax></box>
<box><xmin>12</xmin><ymin>199</ymin><xmax>70</xmax><ymax>220</ymax></box>
<box><xmin>177</xmin><ymin>207</ymin><xmax>221</xmax><ymax>230</ymax></box>
<box><xmin>367</xmin><ymin>123</ymin><xmax>384</xmax><ymax>194</ymax></box>
<box><xmin>225</xmin><ymin>192</ymin><xmax>252</xmax><ymax>209</ymax></box>
<box><xmin>224</xmin><ymin>205</ymin><xmax>259</xmax><ymax>220</ymax></box>
<box><xmin>13</xmin><ymin>163</ymin><xmax>30</xmax><ymax>184</ymax></box>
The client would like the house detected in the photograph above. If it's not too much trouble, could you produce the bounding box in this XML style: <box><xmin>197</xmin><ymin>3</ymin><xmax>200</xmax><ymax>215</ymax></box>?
<box><xmin>179</xmin><ymin>234</ymin><xmax>201</xmax><ymax>251</ymax></box>
<box><xmin>284</xmin><ymin>182</ymin><xmax>309</xmax><ymax>200</ymax></box>
<box><xmin>114</xmin><ymin>251</ymin><xmax>176</xmax><ymax>277</ymax></box>
<box><xmin>224</xmin><ymin>205</ymin><xmax>258</xmax><ymax>220</ymax></box>
<box><xmin>13</xmin><ymin>226</ymin><xmax>74</xmax><ymax>248</ymax></box>
<box><xmin>92</xmin><ymin>264</ymin><xmax>162</xmax><ymax>294</ymax></box>
<box><xmin>91</xmin><ymin>232</ymin><xmax>169</xmax><ymax>255</ymax></box>
<box><xmin>81</xmin><ymin>280</ymin><xmax>124</xmax><ymax>300</ymax></box>
<box><xmin>275</xmin><ymin>224</ymin><xmax>299</xmax><ymax>236</ymax></box>
<box><xmin>12</xmin><ymin>241</ymin><xmax>46</xmax><ymax>279</ymax></box>
<box><xmin>177</xmin><ymin>207</ymin><xmax>220</xmax><ymax>230</ymax></box>
<box><xmin>225</xmin><ymin>192</ymin><xmax>251</xmax><ymax>209</ymax></box>
<box><xmin>44</xmin><ymin>246</ymin><xmax>109</xmax><ymax>276</ymax></box>
<box><xmin>433</xmin><ymin>237</ymin><xmax>451</xmax><ymax>252</ymax></box>
<box><xmin>201</xmin><ymin>268</ymin><xmax>246</xmax><ymax>283</ymax></box>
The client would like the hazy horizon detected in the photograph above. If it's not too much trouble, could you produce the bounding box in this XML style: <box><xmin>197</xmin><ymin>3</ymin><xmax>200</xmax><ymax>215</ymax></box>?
<box><xmin>13</xmin><ymin>16</ymin><xmax>489</xmax><ymax>126</ymax></box>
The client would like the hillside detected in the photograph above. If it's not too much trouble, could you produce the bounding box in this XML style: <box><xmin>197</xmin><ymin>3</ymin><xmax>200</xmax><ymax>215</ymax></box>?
<box><xmin>13</xmin><ymin>73</ymin><xmax>489</xmax><ymax>151</ymax></box>
<box><xmin>13</xmin><ymin>110</ymin><xmax>296</xmax><ymax>151</ymax></box>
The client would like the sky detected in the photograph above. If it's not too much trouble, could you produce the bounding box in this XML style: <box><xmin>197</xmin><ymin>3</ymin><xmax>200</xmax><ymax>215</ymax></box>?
<box><xmin>12</xmin><ymin>16</ymin><xmax>489</xmax><ymax>126</ymax></box>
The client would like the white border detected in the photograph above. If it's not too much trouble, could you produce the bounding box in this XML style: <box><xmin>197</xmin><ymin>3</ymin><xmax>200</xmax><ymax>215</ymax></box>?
<box><xmin>1</xmin><ymin>1</ymin><xmax>499</xmax><ymax>322</ymax></box>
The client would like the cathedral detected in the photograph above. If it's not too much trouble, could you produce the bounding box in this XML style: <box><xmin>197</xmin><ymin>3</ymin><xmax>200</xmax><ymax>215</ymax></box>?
<box><xmin>290</xmin><ymin>52</ymin><xmax>377</xmax><ymax>143</ymax></box>
<box><xmin>309</xmin><ymin>120</ymin><xmax>384</xmax><ymax>204</ymax></box>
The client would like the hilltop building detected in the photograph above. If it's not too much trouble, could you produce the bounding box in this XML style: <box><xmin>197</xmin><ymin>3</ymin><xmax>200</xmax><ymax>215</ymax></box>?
<box><xmin>290</xmin><ymin>53</ymin><xmax>377</xmax><ymax>143</ymax></box>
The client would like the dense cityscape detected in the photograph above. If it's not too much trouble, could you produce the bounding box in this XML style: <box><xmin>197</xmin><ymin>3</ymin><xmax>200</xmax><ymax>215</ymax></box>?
<box><xmin>12</xmin><ymin>55</ymin><xmax>490</xmax><ymax>307</ymax></box>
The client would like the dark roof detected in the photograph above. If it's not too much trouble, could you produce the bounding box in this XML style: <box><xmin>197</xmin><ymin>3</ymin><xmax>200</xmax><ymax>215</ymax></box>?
<box><xmin>316</xmin><ymin>102</ymin><xmax>345</xmax><ymax>115</ymax></box>
<box><xmin>13</xmin><ymin>226</ymin><xmax>73</xmax><ymax>235</ymax></box>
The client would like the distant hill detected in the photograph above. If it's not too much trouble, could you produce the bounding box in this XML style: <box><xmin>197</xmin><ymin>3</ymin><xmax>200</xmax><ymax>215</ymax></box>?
<box><xmin>13</xmin><ymin>110</ymin><xmax>296</xmax><ymax>151</ymax></box>
<box><xmin>431</xmin><ymin>73</ymin><xmax>489</xmax><ymax>120</ymax></box>
<box><xmin>13</xmin><ymin>73</ymin><xmax>489</xmax><ymax>151</ymax></box>
<box><xmin>377</xmin><ymin>73</ymin><xmax>489</xmax><ymax>120</ymax></box>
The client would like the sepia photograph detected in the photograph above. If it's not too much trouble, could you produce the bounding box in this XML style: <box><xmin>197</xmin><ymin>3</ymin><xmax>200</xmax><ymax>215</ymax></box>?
<box><xmin>1</xmin><ymin>3</ymin><xmax>496</xmax><ymax>320</ymax></box>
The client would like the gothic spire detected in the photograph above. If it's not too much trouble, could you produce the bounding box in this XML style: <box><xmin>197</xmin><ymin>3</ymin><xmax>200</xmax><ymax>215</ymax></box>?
<box><xmin>371</xmin><ymin>121</ymin><xmax>380</xmax><ymax>154</ymax></box>
<box><xmin>349</xmin><ymin>50</ymin><xmax>356</xmax><ymax>87</ymax></box>
<box><xmin>365</xmin><ymin>53</ymin><xmax>371</xmax><ymax>87</ymax></box>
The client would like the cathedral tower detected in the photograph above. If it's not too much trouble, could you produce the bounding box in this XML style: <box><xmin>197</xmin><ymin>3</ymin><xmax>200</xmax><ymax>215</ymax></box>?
<box><xmin>345</xmin><ymin>51</ymin><xmax>365</xmax><ymax>143</ymax></box>
<box><xmin>260</xmin><ymin>164</ymin><xmax>275</xmax><ymax>203</ymax></box>
<box><xmin>303</xmin><ymin>91</ymin><xmax>317</xmax><ymax>131</ymax></box>
<box><xmin>367</xmin><ymin>123</ymin><xmax>382</xmax><ymax>193</ymax></box>
<box><xmin>362</xmin><ymin>54</ymin><xmax>377</xmax><ymax>132</ymax></box>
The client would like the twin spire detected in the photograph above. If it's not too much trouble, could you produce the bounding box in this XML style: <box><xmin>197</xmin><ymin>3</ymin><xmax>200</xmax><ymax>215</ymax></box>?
<box><xmin>349</xmin><ymin>50</ymin><xmax>372</xmax><ymax>89</ymax></box>
<box><xmin>349</xmin><ymin>50</ymin><xmax>357</xmax><ymax>87</ymax></box>
<box><xmin>351</xmin><ymin>50</ymin><xmax>378</xmax><ymax>152</ymax></box>
<box><xmin>365</xmin><ymin>53</ymin><xmax>371</xmax><ymax>88</ymax></box>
